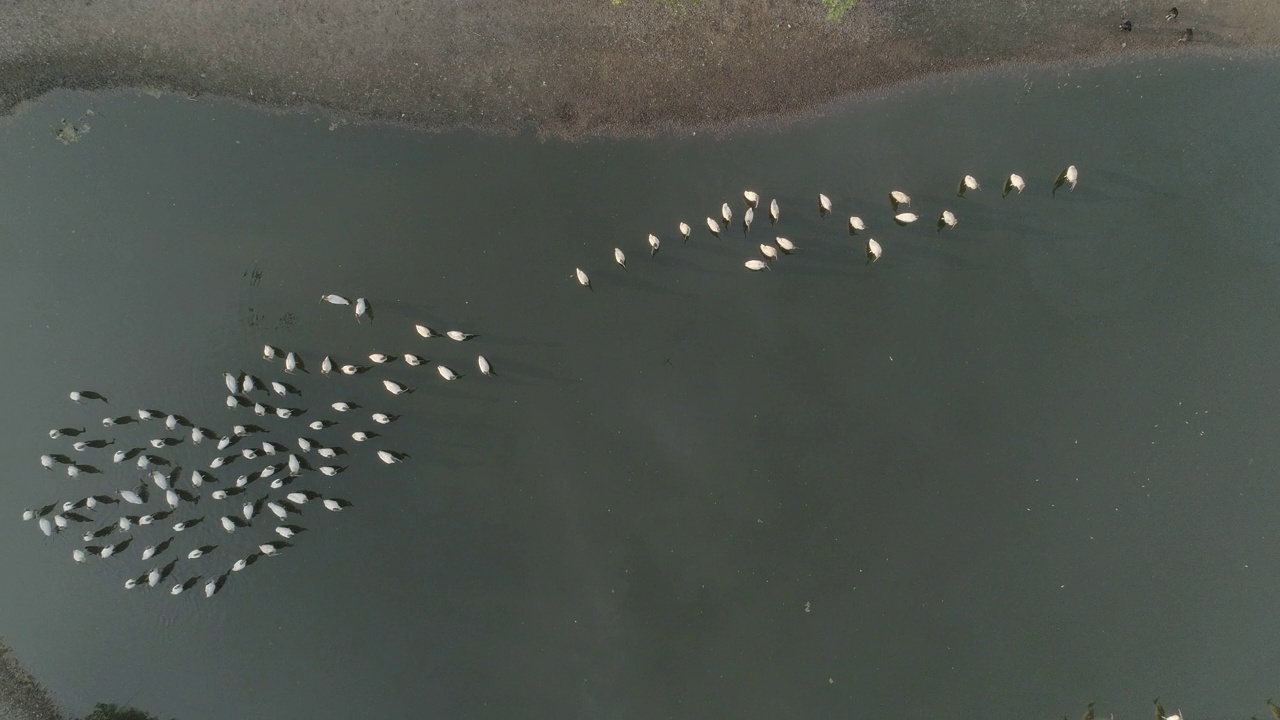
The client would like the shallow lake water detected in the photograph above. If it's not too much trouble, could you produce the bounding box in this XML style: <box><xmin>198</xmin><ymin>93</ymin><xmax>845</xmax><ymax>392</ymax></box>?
<box><xmin>1</xmin><ymin>51</ymin><xmax>1279</xmax><ymax>720</ymax></box>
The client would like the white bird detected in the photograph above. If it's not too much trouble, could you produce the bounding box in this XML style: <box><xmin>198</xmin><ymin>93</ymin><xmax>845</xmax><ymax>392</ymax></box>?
<box><xmin>889</xmin><ymin>190</ymin><xmax>911</xmax><ymax>210</ymax></box>
<box><xmin>284</xmin><ymin>352</ymin><xmax>301</xmax><ymax>374</ymax></box>
<box><xmin>320</xmin><ymin>465</ymin><xmax>344</xmax><ymax>475</ymax></box>
<box><xmin>769</xmin><ymin>199</ymin><xmax>779</xmax><ymax>224</ymax></box>
<box><xmin>332</xmin><ymin>401</ymin><xmax>356</xmax><ymax>412</ymax></box>
<box><xmin>1003</xmin><ymin>173</ymin><xmax>1026</xmax><ymax>198</ymax></box>
<box><xmin>286</xmin><ymin>491</ymin><xmax>316</xmax><ymax>505</ymax></box>
<box><xmin>478</xmin><ymin>355</ymin><xmax>495</xmax><ymax>376</ymax></box>
<box><xmin>648</xmin><ymin>234</ymin><xmax>660</xmax><ymax>257</ymax></box>
<box><xmin>241</xmin><ymin>374</ymin><xmax>258</xmax><ymax>393</ymax></box>
<box><xmin>575</xmin><ymin>267</ymin><xmax>593</xmax><ymax>291</ymax></box>
<box><xmin>382</xmin><ymin>380</ymin><xmax>411</xmax><ymax>395</ymax></box>
<box><xmin>372</xmin><ymin>413</ymin><xmax>397</xmax><ymax>424</ymax></box>
<box><xmin>321</xmin><ymin>356</ymin><xmax>333</xmax><ymax>375</ymax></box>
<box><xmin>204</xmin><ymin>576</ymin><xmax>224</xmax><ymax>597</ymax></box>
<box><xmin>776</xmin><ymin>237</ymin><xmax>797</xmax><ymax>254</ymax></box>
<box><xmin>147</xmin><ymin>568</ymin><xmax>161</xmax><ymax>588</ymax></box>
<box><xmin>1053</xmin><ymin>165</ymin><xmax>1078</xmax><ymax>195</ymax></box>
<box><xmin>323</xmin><ymin>498</ymin><xmax>352</xmax><ymax>512</ymax></box>
<box><xmin>706</xmin><ymin>217</ymin><xmax>721</xmax><ymax>237</ymax></box>
<box><xmin>937</xmin><ymin>210</ymin><xmax>958</xmax><ymax>232</ymax></box>
<box><xmin>446</xmin><ymin>330</ymin><xmax>476</xmax><ymax>342</ymax></box>
<box><xmin>150</xmin><ymin>471</ymin><xmax>170</xmax><ymax>490</ymax></box>
<box><xmin>893</xmin><ymin>213</ymin><xmax>919</xmax><ymax>226</ymax></box>
<box><xmin>744</xmin><ymin>259</ymin><xmax>770</xmax><ymax>272</ymax></box>
<box><xmin>351</xmin><ymin>431</ymin><xmax>372</xmax><ymax>442</ymax></box>
<box><xmin>721</xmin><ymin>202</ymin><xmax>732</xmax><ymax>226</ymax></box>
<box><xmin>224</xmin><ymin>373</ymin><xmax>238</xmax><ymax>393</ymax></box>
<box><xmin>340</xmin><ymin>364</ymin><xmax>365</xmax><ymax>375</ymax></box>
<box><xmin>759</xmin><ymin>244</ymin><xmax>778</xmax><ymax>261</ymax></box>
<box><xmin>402</xmin><ymin>353</ymin><xmax>424</xmax><ymax>366</ymax></box>
<box><xmin>275</xmin><ymin>526</ymin><xmax>304</xmax><ymax>539</ymax></box>
<box><xmin>320</xmin><ymin>294</ymin><xmax>350</xmax><ymax>305</ymax></box>
<box><xmin>39</xmin><ymin>518</ymin><xmax>53</xmax><ymax>536</ymax></box>
<box><xmin>438</xmin><ymin>365</ymin><xmax>460</xmax><ymax>381</ymax></box>
<box><xmin>743</xmin><ymin>207</ymin><xmax>754</xmax><ymax>233</ymax></box>
<box><xmin>369</xmin><ymin>353</ymin><xmax>392</xmax><ymax>364</ymax></box>
<box><xmin>263</xmin><ymin>344</ymin><xmax>282</xmax><ymax>361</ymax></box>
<box><xmin>259</xmin><ymin>541</ymin><xmax>290</xmax><ymax>556</ymax></box>
<box><xmin>240</xmin><ymin>447</ymin><xmax>259</xmax><ymax>460</ymax></box>
<box><xmin>679</xmin><ymin>222</ymin><xmax>691</xmax><ymax>242</ymax></box>
<box><xmin>120</xmin><ymin>489</ymin><xmax>144</xmax><ymax>505</ymax></box>
<box><xmin>231</xmin><ymin>557</ymin><xmax>251</xmax><ymax>572</ymax></box>
<box><xmin>354</xmin><ymin>297</ymin><xmax>369</xmax><ymax>322</ymax></box>
<box><xmin>72</xmin><ymin>549</ymin><xmax>87</xmax><ymax>563</ymax></box>
<box><xmin>848</xmin><ymin>216</ymin><xmax>866</xmax><ymax>234</ymax></box>
<box><xmin>957</xmin><ymin>175</ymin><xmax>981</xmax><ymax>197</ymax></box>
<box><xmin>267</xmin><ymin>502</ymin><xmax>288</xmax><ymax>520</ymax></box>
<box><xmin>165</xmin><ymin>490</ymin><xmax>180</xmax><ymax>508</ymax></box>
<box><xmin>242</xmin><ymin>501</ymin><xmax>256</xmax><ymax>521</ymax></box>
<box><xmin>866</xmin><ymin>238</ymin><xmax>882</xmax><ymax>264</ymax></box>
<box><xmin>309</xmin><ymin>420</ymin><xmax>336</xmax><ymax>431</ymax></box>
<box><xmin>188</xmin><ymin>546</ymin><xmax>215</xmax><ymax>560</ymax></box>
<box><xmin>171</xmin><ymin>577</ymin><xmax>201</xmax><ymax>595</ymax></box>
<box><xmin>377</xmin><ymin>450</ymin><xmax>402</xmax><ymax>464</ymax></box>
<box><xmin>743</xmin><ymin>190</ymin><xmax>759</xmax><ymax>207</ymax></box>
<box><xmin>191</xmin><ymin>427</ymin><xmax>212</xmax><ymax>444</ymax></box>
<box><xmin>415</xmin><ymin>324</ymin><xmax>441</xmax><ymax>338</ymax></box>
<box><xmin>819</xmin><ymin>194</ymin><xmax>832</xmax><ymax>216</ymax></box>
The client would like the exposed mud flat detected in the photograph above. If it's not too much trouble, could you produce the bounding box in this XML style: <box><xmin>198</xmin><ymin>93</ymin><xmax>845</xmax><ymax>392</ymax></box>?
<box><xmin>0</xmin><ymin>641</ymin><xmax>62</xmax><ymax>720</ymax></box>
<box><xmin>1</xmin><ymin>0</ymin><xmax>1277</xmax><ymax>138</ymax></box>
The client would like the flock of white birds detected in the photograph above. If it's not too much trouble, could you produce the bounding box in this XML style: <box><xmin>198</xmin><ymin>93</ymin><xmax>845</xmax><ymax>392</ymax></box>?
<box><xmin>574</xmin><ymin>166</ymin><xmax>1079</xmax><ymax>288</ymax></box>
<box><xmin>24</xmin><ymin>165</ymin><xmax>1083</xmax><ymax>599</ymax></box>
<box><xmin>25</xmin><ymin>298</ymin><xmax>496</xmax><ymax>598</ymax></box>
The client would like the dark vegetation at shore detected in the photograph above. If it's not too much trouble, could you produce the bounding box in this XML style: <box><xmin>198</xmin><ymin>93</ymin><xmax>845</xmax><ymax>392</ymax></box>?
<box><xmin>0</xmin><ymin>0</ymin><xmax>1276</xmax><ymax>138</ymax></box>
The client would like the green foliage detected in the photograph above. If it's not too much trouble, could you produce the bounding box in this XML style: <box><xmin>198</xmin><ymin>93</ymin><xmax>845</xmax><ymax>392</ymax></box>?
<box><xmin>822</xmin><ymin>0</ymin><xmax>858</xmax><ymax>21</ymax></box>
<box><xmin>81</xmin><ymin>703</ymin><xmax>163</xmax><ymax>720</ymax></box>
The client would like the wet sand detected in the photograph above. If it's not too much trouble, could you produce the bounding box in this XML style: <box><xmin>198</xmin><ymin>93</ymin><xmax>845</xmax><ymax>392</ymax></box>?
<box><xmin>0</xmin><ymin>0</ymin><xmax>1277</xmax><ymax>139</ymax></box>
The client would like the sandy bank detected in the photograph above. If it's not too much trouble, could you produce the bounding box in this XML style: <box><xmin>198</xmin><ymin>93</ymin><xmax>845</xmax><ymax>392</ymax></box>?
<box><xmin>0</xmin><ymin>0</ymin><xmax>1277</xmax><ymax>138</ymax></box>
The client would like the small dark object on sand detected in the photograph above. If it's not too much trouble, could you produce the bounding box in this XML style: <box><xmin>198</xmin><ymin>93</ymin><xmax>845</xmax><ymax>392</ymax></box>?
<box><xmin>1180</xmin><ymin>27</ymin><xmax>1193</xmax><ymax>42</ymax></box>
<box><xmin>1119</xmin><ymin>19</ymin><xmax>1133</xmax><ymax>32</ymax></box>
<box><xmin>1166</xmin><ymin>7</ymin><xmax>1179</xmax><ymax>21</ymax></box>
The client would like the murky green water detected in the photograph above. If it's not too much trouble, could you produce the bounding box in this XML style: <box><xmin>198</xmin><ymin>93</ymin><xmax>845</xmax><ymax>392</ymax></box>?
<box><xmin>1</xmin><ymin>52</ymin><xmax>1279</xmax><ymax>720</ymax></box>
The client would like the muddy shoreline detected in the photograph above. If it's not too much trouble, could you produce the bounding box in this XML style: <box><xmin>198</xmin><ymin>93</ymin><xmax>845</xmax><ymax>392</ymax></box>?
<box><xmin>1</xmin><ymin>0</ymin><xmax>1277</xmax><ymax>139</ymax></box>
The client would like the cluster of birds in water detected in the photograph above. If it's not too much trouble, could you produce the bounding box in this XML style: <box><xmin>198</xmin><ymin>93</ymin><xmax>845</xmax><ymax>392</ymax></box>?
<box><xmin>24</xmin><ymin>296</ymin><xmax>497</xmax><ymax>598</ymax></box>
<box><xmin>1119</xmin><ymin>6</ymin><xmax>1195</xmax><ymax>43</ymax></box>
<box><xmin>1071</xmin><ymin>698</ymin><xmax>1280</xmax><ymax>720</ymax></box>
<box><xmin>572</xmin><ymin>165</ymin><xmax>1079</xmax><ymax>290</ymax></box>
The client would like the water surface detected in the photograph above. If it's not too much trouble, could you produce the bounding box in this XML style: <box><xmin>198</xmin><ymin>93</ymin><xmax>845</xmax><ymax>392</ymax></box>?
<box><xmin>1</xmin><ymin>52</ymin><xmax>1279</xmax><ymax>720</ymax></box>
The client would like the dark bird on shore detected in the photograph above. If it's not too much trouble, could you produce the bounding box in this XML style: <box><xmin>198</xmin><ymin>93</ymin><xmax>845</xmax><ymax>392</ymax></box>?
<box><xmin>69</xmin><ymin>391</ymin><xmax>108</xmax><ymax>404</ymax></box>
<box><xmin>1120</xmin><ymin>19</ymin><xmax>1133</xmax><ymax>31</ymax></box>
<box><xmin>1166</xmin><ymin>7</ymin><xmax>1178</xmax><ymax>21</ymax></box>
<box><xmin>1179</xmin><ymin>27</ymin><xmax>1193</xmax><ymax>42</ymax></box>
<box><xmin>1054</xmin><ymin>165</ymin><xmax>1079</xmax><ymax>195</ymax></box>
<box><xmin>49</xmin><ymin>427</ymin><xmax>86</xmax><ymax>439</ymax></box>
